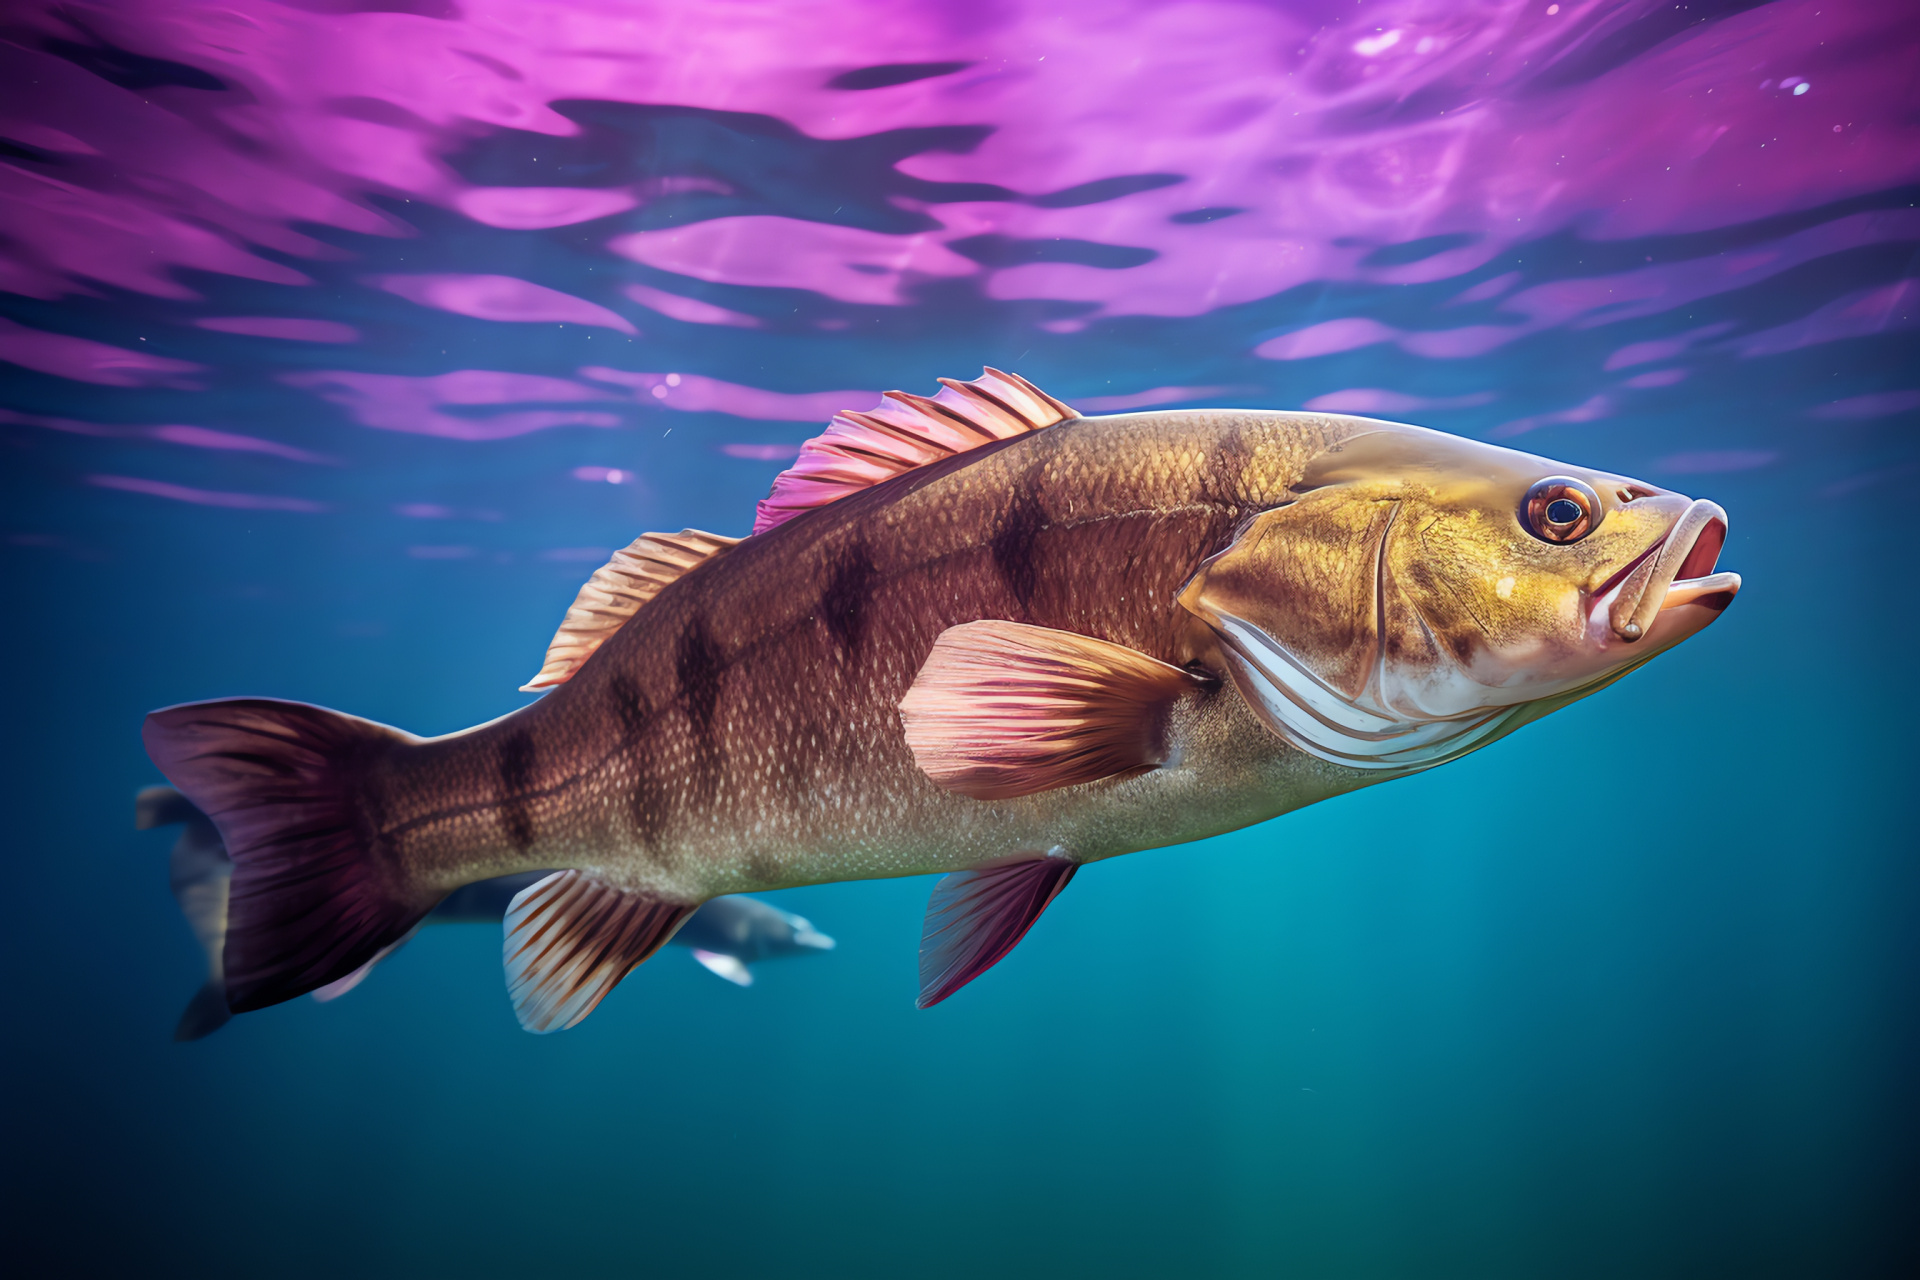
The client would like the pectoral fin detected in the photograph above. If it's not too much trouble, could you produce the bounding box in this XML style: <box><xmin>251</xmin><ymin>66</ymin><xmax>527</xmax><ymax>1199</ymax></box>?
<box><xmin>899</xmin><ymin>620</ymin><xmax>1203</xmax><ymax>800</ymax></box>
<box><xmin>503</xmin><ymin>871</ymin><xmax>697</xmax><ymax>1033</ymax></box>
<box><xmin>690</xmin><ymin>950</ymin><xmax>754</xmax><ymax>986</ymax></box>
<box><xmin>918</xmin><ymin>852</ymin><xmax>1077</xmax><ymax>1008</ymax></box>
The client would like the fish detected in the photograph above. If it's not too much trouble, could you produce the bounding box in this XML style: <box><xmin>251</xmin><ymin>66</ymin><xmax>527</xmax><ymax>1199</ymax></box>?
<box><xmin>135</xmin><ymin>785</ymin><xmax>234</xmax><ymax>1040</ymax></box>
<box><xmin>136</xmin><ymin>785</ymin><xmax>834</xmax><ymax>1040</ymax></box>
<box><xmin>142</xmin><ymin>368</ymin><xmax>1740</xmax><ymax>1033</ymax></box>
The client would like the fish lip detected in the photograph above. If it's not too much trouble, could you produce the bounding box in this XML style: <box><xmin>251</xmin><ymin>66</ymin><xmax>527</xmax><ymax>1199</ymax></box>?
<box><xmin>1659</xmin><ymin>571</ymin><xmax>1742</xmax><ymax>613</ymax></box>
<box><xmin>1594</xmin><ymin>499</ymin><xmax>1738</xmax><ymax>642</ymax></box>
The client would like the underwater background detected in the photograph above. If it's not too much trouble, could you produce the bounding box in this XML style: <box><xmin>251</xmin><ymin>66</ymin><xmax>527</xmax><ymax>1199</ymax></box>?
<box><xmin>2</xmin><ymin>1</ymin><xmax>1916</xmax><ymax>1274</ymax></box>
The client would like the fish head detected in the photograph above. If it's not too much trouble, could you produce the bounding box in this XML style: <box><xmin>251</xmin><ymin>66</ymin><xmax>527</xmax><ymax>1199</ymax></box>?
<box><xmin>774</xmin><ymin>909</ymin><xmax>836</xmax><ymax>954</ymax></box>
<box><xmin>1178</xmin><ymin>422</ymin><xmax>1739</xmax><ymax>771</ymax></box>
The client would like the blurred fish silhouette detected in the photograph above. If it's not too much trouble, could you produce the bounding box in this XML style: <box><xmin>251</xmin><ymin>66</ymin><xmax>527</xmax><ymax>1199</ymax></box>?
<box><xmin>143</xmin><ymin>370</ymin><xmax>1739</xmax><ymax>1032</ymax></box>
<box><xmin>137</xmin><ymin>786</ymin><xmax>833</xmax><ymax>1040</ymax></box>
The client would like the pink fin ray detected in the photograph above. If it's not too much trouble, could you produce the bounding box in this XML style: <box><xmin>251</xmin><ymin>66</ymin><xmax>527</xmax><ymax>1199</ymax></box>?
<box><xmin>918</xmin><ymin>854</ymin><xmax>1077</xmax><ymax>1008</ymax></box>
<box><xmin>503</xmin><ymin>871</ymin><xmax>697</xmax><ymax>1033</ymax></box>
<box><xmin>899</xmin><ymin>620</ymin><xmax>1204</xmax><ymax>800</ymax></box>
<box><xmin>752</xmin><ymin>368</ymin><xmax>1077</xmax><ymax>535</ymax></box>
<box><xmin>522</xmin><ymin>529</ymin><xmax>739</xmax><ymax>691</ymax></box>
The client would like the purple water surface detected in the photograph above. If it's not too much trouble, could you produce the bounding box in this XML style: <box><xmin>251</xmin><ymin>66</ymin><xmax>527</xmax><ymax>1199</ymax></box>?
<box><xmin>2</xmin><ymin>0</ymin><xmax>1916</xmax><ymax>539</ymax></box>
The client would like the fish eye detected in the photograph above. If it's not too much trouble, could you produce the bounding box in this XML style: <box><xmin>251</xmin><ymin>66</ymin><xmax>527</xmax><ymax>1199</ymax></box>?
<box><xmin>1522</xmin><ymin>477</ymin><xmax>1601</xmax><ymax>544</ymax></box>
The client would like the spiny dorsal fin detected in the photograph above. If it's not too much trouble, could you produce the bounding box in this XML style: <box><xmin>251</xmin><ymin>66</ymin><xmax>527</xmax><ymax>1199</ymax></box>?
<box><xmin>503</xmin><ymin>871</ymin><xmax>697</xmax><ymax>1033</ymax></box>
<box><xmin>898</xmin><ymin>620</ymin><xmax>1204</xmax><ymax>800</ymax></box>
<box><xmin>521</xmin><ymin>529</ymin><xmax>740</xmax><ymax>692</ymax></box>
<box><xmin>752</xmin><ymin>368</ymin><xmax>1078</xmax><ymax>535</ymax></box>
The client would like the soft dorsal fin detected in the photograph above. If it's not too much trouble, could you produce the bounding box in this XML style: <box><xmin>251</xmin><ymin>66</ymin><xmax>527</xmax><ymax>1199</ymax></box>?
<box><xmin>503</xmin><ymin>871</ymin><xmax>697</xmax><ymax>1032</ymax></box>
<box><xmin>752</xmin><ymin>368</ymin><xmax>1078</xmax><ymax>535</ymax></box>
<box><xmin>898</xmin><ymin>620</ymin><xmax>1205</xmax><ymax>800</ymax></box>
<box><xmin>521</xmin><ymin>529</ymin><xmax>740</xmax><ymax>692</ymax></box>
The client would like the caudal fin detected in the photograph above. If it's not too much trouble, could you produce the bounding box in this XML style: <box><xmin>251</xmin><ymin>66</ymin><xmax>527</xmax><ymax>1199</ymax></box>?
<box><xmin>135</xmin><ymin>784</ymin><xmax>204</xmax><ymax>831</ymax></box>
<box><xmin>174</xmin><ymin>982</ymin><xmax>232</xmax><ymax>1041</ymax></box>
<box><xmin>136</xmin><ymin>785</ymin><xmax>235</xmax><ymax>1039</ymax></box>
<box><xmin>142</xmin><ymin>698</ymin><xmax>432</xmax><ymax>1013</ymax></box>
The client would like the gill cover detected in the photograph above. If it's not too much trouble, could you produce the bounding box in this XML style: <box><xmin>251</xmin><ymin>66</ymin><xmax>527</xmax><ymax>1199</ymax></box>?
<box><xmin>1176</xmin><ymin>484</ymin><xmax>1522</xmax><ymax>772</ymax></box>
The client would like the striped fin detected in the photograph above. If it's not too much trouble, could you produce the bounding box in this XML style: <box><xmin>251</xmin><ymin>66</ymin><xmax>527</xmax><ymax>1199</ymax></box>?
<box><xmin>521</xmin><ymin>529</ymin><xmax>739</xmax><ymax>691</ymax></box>
<box><xmin>752</xmin><ymin>368</ymin><xmax>1078</xmax><ymax>535</ymax></box>
<box><xmin>502</xmin><ymin>871</ymin><xmax>697</xmax><ymax>1033</ymax></box>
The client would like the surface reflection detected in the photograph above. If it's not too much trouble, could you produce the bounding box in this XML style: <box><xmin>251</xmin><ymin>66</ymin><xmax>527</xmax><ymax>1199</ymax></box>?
<box><xmin>1</xmin><ymin>1</ymin><xmax>1914</xmax><ymax>534</ymax></box>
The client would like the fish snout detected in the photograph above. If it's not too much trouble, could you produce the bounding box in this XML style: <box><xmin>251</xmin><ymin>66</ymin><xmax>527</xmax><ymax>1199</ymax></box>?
<box><xmin>1604</xmin><ymin>499</ymin><xmax>1739</xmax><ymax>643</ymax></box>
<box><xmin>776</xmin><ymin>909</ymin><xmax>836</xmax><ymax>951</ymax></box>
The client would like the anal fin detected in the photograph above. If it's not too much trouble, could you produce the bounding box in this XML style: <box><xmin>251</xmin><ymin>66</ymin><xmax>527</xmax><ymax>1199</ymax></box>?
<box><xmin>918</xmin><ymin>852</ymin><xmax>1077</xmax><ymax>1008</ymax></box>
<box><xmin>899</xmin><ymin>620</ymin><xmax>1204</xmax><ymax>800</ymax></box>
<box><xmin>503</xmin><ymin>871</ymin><xmax>697</xmax><ymax>1033</ymax></box>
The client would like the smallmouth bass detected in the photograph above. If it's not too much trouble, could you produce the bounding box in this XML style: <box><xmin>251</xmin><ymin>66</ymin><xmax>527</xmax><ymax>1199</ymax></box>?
<box><xmin>145</xmin><ymin>370</ymin><xmax>1739</xmax><ymax>1031</ymax></box>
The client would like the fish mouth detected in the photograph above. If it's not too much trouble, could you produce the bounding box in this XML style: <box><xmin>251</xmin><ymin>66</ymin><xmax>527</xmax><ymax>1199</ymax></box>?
<box><xmin>790</xmin><ymin>922</ymin><xmax>836</xmax><ymax>951</ymax></box>
<box><xmin>1596</xmin><ymin>499</ymin><xmax>1741</xmax><ymax>643</ymax></box>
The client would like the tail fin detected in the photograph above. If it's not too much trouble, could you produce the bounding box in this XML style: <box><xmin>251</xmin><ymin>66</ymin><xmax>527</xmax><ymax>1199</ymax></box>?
<box><xmin>142</xmin><ymin>698</ymin><xmax>432</xmax><ymax>1013</ymax></box>
<box><xmin>137</xmin><ymin>785</ymin><xmax>237</xmax><ymax>1040</ymax></box>
<box><xmin>175</xmin><ymin>982</ymin><xmax>232</xmax><ymax>1041</ymax></box>
<box><xmin>135</xmin><ymin>784</ymin><xmax>204</xmax><ymax>830</ymax></box>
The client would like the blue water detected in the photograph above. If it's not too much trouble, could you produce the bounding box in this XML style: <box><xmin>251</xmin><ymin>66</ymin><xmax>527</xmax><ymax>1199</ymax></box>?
<box><xmin>4</xmin><ymin>4</ymin><xmax>1918</xmax><ymax>1275</ymax></box>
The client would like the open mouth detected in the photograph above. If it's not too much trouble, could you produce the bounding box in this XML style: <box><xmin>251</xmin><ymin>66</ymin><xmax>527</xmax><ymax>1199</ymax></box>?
<box><xmin>1600</xmin><ymin>499</ymin><xmax>1741</xmax><ymax>642</ymax></box>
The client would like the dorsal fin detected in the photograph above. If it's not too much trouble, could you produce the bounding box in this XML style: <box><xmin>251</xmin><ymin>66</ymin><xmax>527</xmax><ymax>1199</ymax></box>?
<box><xmin>752</xmin><ymin>368</ymin><xmax>1078</xmax><ymax>535</ymax></box>
<box><xmin>520</xmin><ymin>529</ymin><xmax>739</xmax><ymax>692</ymax></box>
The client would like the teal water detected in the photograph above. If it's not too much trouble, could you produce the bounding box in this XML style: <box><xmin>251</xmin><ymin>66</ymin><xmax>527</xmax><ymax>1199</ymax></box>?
<box><xmin>3</xmin><ymin>2</ymin><xmax>1917</xmax><ymax>1275</ymax></box>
